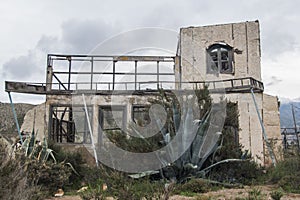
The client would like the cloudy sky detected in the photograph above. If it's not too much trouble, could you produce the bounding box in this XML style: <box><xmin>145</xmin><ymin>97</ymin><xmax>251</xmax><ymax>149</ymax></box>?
<box><xmin>1</xmin><ymin>0</ymin><xmax>300</xmax><ymax>104</ymax></box>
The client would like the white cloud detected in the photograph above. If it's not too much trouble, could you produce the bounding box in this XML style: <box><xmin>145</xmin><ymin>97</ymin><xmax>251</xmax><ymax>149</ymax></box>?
<box><xmin>262</xmin><ymin>47</ymin><xmax>300</xmax><ymax>98</ymax></box>
<box><xmin>1</xmin><ymin>0</ymin><xmax>300</xmax><ymax>103</ymax></box>
<box><xmin>0</xmin><ymin>18</ymin><xmax>121</xmax><ymax>103</ymax></box>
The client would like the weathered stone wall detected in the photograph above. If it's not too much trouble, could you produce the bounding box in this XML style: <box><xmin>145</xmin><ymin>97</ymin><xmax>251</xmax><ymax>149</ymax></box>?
<box><xmin>177</xmin><ymin>21</ymin><xmax>261</xmax><ymax>83</ymax></box>
<box><xmin>24</xmin><ymin>91</ymin><xmax>282</xmax><ymax>165</ymax></box>
<box><xmin>263</xmin><ymin>94</ymin><xmax>282</xmax><ymax>164</ymax></box>
<box><xmin>225</xmin><ymin>93</ymin><xmax>282</xmax><ymax>165</ymax></box>
<box><xmin>45</xmin><ymin>94</ymin><xmax>162</xmax><ymax>146</ymax></box>
<box><xmin>226</xmin><ymin>93</ymin><xmax>265</xmax><ymax>164</ymax></box>
<box><xmin>20</xmin><ymin>103</ymin><xmax>46</xmax><ymax>142</ymax></box>
<box><xmin>175</xmin><ymin>21</ymin><xmax>281</xmax><ymax>165</ymax></box>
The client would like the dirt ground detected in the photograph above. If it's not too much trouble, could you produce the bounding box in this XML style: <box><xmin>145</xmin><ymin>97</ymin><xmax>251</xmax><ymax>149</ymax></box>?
<box><xmin>45</xmin><ymin>185</ymin><xmax>300</xmax><ymax>200</ymax></box>
<box><xmin>197</xmin><ymin>185</ymin><xmax>300</xmax><ymax>200</ymax></box>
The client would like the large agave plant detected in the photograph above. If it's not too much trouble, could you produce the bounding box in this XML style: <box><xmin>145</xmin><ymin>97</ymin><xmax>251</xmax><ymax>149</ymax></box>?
<box><xmin>130</xmin><ymin>89</ymin><xmax>244</xmax><ymax>183</ymax></box>
<box><xmin>21</xmin><ymin>129</ymin><xmax>79</xmax><ymax>176</ymax></box>
<box><xmin>21</xmin><ymin>129</ymin><xmax>56</xmax><ymax>163</ymax></box>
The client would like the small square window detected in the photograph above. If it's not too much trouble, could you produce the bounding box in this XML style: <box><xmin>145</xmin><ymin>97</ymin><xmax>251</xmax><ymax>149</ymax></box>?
<box><xmin>99</xmin><ymin>106</ymin><xmax>126</xmax><ymax>132</ymax></box>
<box><xmin>132</xmin><ymin>105</ymin><xmax>151</xmax><ymax>127</ymax></box>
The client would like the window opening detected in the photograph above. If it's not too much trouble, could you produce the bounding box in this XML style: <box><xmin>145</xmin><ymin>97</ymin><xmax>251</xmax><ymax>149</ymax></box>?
<box><xmin>99</xmin><ymin>106</ymin><xmax>126</xmax><ymax>137</ymax></box>
<box><xmin>49</xmin><ymin>105</ymin><xmax>92</xmax><ymax>144</ymax></box>
<box><xmin>132</xmin><ymin>105</ymin><xmax>151</xmax><ymax>127</ymax></box>
<box><xmin>207</xmin><ymin>44</ymin><xmax>234</xmax><ymax>74</ymax></box>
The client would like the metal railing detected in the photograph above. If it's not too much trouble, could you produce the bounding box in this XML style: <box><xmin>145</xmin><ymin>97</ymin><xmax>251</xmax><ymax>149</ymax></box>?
<box><xmin>5</xmin><ymin>54</ymin><xmax>264</xmax><ymax>94</ymax></box>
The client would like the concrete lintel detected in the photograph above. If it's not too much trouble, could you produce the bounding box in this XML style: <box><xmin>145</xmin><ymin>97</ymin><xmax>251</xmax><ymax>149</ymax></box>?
<box><xmin>5</xmin><ymin>81</ymin><xmax>46</xmax><ymax>94</ymax></box>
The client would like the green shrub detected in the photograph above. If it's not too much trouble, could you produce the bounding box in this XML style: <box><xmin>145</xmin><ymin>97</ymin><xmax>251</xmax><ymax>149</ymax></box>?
<box><xmin>268</xmin><ymin>155</ymin><xmax>300</xmax><ymax>193</ymax></box>
<box><xmin>27</xmin><ymin>160</ymin><xmax>72</xmax><ymax>194</ymax></box>
<box><xmin>247</xmin><ymin>187</ymin><xmax>263</xmax><ymax>200</ymax></box>
<box><xmin>78</xmin><ymin>166</ymin><xmax>165</xmax><ymax>200</ymax></box>
<box><xmin>0</xmin><ymin>138</ymin><xmax>42</xmax><ymax>200</ymax></box>
<box><xmin>0</xmin><ymin>133</ymin><xmax>76</xmax><ymax>199</ymax></box>
<box><xmin>79</xmin><ymin>178</ymin><xmax>108</xmax><ymax>200</ymax></box>
<box><xmin>48</xmin><ymin>142</ymin><xmax>86</xmax><ymax>190</ymax></box>
<box><xmin>278</xmin><ymin>174</ymin><xmax>300</xmax><ymax>193</ymax></box>
<box><xmin>209</xmin><ymin>103</ymin><xmax>264</xmax><ymax>185</ymax></box>
<box><xmin>270</xmin><ymin>188</ymin><xmax>284</xmax><ymax>200</ymax></box>
<box><xmin>174</xmin><ymin>178</ymin><xmax>210</xmax><ymax>195</ymax></box>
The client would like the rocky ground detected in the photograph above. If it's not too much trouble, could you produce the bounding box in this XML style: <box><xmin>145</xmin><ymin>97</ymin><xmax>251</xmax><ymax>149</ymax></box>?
<box><xmin>199</xmin><ymin>185</ymin><xmax>300</xmax><ymax>200</ymax></box>
<box><xmin>44</xmin><ymin>185</ymin><xmax>300</xmax><ymax>200</ymax></box>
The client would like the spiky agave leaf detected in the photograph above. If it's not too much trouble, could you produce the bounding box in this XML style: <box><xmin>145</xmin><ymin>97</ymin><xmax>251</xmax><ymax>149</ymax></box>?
<box><xmin>196</xmin><ymin>103</ymin><xmax>225</xmax><ymax>169</ymax></box>
<box><xmin>47</xmin><ymin>149</ymin><xmax>57</xmax><ymax>163</ymax></box>
<box><xmin>197</xmin><ymin>132</ymin><xmax>222</xmax><ymax>170</ymax></box>
<box><xmin>151</xmin><ymin>109</ymin><xmax>175</xmax><ymax>166</ymax></box>
<box><xmin>128</xmin><ymin>171</ymin><xmax>160</xmax><ymax>179</ymax></box>
<box><xmin>200</xmin><ymin>158</ymin><xmax>247</xmax><ymax>174</ymax></box>
<box><xmin>172</xmin><ymin>99</ymin><xmax>180</xmax><ymax>133</ymax></box>
<box><xmin>22</xmin><ymin>137</ymin><xmax>30</xmax><ymax>156</ymax></box>
<box><xmin>182</xmin><ymin>98</ymin><xmax>195</xmax><ymax>151</ymax></box>
<box><xmin>190</xmin><ymin>110</ymin><xmax>211</xmax><ymax>165</ymax></box>
<box><xmin>38</xmin><ymin>137</ymin><xmax>57</xmax><ymax>163</ymax></box>
<box><xmin>37</xmin><ymin>137</ymin><xmax>48</xmax><ymax>161</ymax></box>
<box><xmin>27</xmin><ymin>129</ymin><xmax>36</xmax><ymax>157</ymax></box>
<box><xmin>179</xmin><ymin>98</ymin><xmax>197</xmax><ymax>166</ymax></box>
<box><xmin>64</xmin><ymin>162</ymin><xmax>80</xmax><ymax>176</ymax></box>
<box><xmin>211</xmin><ymin>134</ymin><xmax>224</xmax><ymax>162</ymax></box>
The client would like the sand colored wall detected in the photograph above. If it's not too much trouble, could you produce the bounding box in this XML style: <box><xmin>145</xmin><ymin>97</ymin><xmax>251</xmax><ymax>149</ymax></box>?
<box><xmin>177</xmin><ymin>21</ymin><xmax>261</xmax><ymax>83</ymax></box>
<box><xmin>224</xmin><ymin>92</ymin><xmax>282</xmax><ymax>165</ymax></box>
<box><xmin>176</xmin><ymin>21</ymin><xmax>281</xmax><ymax>165</ymax></box>
<box><xmin>21</xmin><ymin>103</ymin><xmax>47</xmax><ymax>142</ymax></box>
<box><xmin>263</xmin><ymin>94</ymin><xmax>282</xmax><ymax>164</ymax></box>
<box><xmin>22</xmin><ymin>91</ymin><xmax>282</xmax><ymax>166</ymax></box>
<box><xmin>44</xmin><ymin>94</ymin><xmax>161</xmax><ymax>146</ymax></box>
<box><xmin>225</xmin><ymin>93</ymin><xmax>265</xmax><ymax>164</ymax></box>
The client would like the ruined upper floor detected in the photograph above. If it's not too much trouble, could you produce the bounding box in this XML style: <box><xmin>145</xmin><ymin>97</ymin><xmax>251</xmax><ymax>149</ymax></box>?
<box><xmin>5</xmin><ymin>21</ymin><xmax>263</xmax><ymax>95</ymax></box>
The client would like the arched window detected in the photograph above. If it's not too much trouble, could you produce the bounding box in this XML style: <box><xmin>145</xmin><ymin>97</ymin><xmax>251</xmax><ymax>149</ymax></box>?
<box><xmin>207</xmin><ymin>43</ymin><xmax>234</xmax><ymax>74</ymax></box>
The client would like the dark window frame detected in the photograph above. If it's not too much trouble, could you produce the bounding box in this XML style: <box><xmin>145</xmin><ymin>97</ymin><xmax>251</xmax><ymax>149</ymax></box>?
<box><xmin>98</xmin><ymin>105</ymin><xmax>127</xmax><ymax>136</ymax></box>
<box><xmin>48</xmin><ymin>104</ymin><xmax>93</xmax><ymax>144</ymax></box>
<box><xmin>132</xmin><ymin>104</ymin><xmax>151</xmax><ymax>127</ymax></box>
<box><xmin>207</xmin><ymin>43</ymin><xmax>234</xmax><ymax>74</ymax></box>
<box><xmin>98</xmin><ymin>105</ymin><xmax>127</xmax><ymax>144</ymax></box>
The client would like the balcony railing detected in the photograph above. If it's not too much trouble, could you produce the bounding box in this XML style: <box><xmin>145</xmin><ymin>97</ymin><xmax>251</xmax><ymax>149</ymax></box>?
<box><xmin>5</xmin><ymin>54</ymin><xmax>264</xmax><ymax>95</ymax></box>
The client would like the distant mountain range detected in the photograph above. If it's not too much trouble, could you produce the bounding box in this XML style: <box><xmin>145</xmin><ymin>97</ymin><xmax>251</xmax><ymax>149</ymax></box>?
<box><xmin>279</xmin><ymin>97</ymin><xmax>300</xmax><ymax>131</ymax></box>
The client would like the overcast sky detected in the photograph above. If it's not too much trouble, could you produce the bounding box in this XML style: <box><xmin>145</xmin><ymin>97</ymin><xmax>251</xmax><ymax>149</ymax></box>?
<box><xmin>1</xmin><ymin>0</ymin><xmax>300</xmax><ymax>104</ymax></box>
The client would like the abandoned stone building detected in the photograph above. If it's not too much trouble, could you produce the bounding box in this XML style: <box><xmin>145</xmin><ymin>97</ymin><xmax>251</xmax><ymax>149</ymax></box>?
<box><xmin>5</xmin><ymin>20</ymin><xmax>281</xmax><ymax>166</ymax></box>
